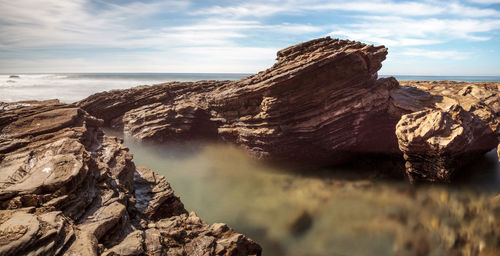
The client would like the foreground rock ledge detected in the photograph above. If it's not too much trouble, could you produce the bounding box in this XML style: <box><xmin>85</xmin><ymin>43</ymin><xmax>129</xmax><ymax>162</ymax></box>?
<box><xmin>78</xmin><ymin>37</ymin><xmax>500</xmax><ymax>183</ymax></box>
<box><xmin>0</xmin><ymin>100</ymin><xmax>261</xmax><ymax>256</ymax></box>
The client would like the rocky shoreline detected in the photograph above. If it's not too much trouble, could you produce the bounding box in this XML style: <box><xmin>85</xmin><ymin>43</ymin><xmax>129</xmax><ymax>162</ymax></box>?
<box><xmin>0</xmin><ymin>37</ymin><xmax>499</xmax><ymax>255</ymax></box>
<box><xmin>0</xmin><ymin>100</ymin><xmax>261</xmax><ymax>255</ymax></box>
<box><xmin>78</xmin><ymin>37</ymin><xmax>499</xmax><ymax>183</ymax></box>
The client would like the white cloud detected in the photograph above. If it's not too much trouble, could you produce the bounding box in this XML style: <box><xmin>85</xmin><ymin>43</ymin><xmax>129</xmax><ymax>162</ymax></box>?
<box><xmin>194</xmin><ymin>0</ymin><xmax>500</xmax><ymax>18</ymax></box>
<box><xmin>0</xmin><ymin>46</ymin><xmax>279</xmax><ymax>73</ymax></box>
<box><xmin>305</xmin><ymin>1</ymin><xmax>445</xmax><ymax>16</ymax></box>
<box><xmin>400</xmin><ymin>48</ymin><xmax>471</xmax><ymax>60</ymax></box>
<box><xmin>189</xmin><ymin>0</ymin><xmax>500</xmax><ymax>56</ymax></box>
<box><xmin>1</xmin><ymin>0</ymin><xmax>500</xmax><ymax>73</ymax></box>
<box><xmin>0</xmin><ymin>0</ymin><xmax>322</xmax><ymax>50</ymax></box>
<box><xmin>329</xmin><ymin>16</ymin><xmax>500</xmax><ymax>47</ymax></box>
<box><xmin>167</xmin><ymin>19</ymin><xmax>322</xmax><ymax>38</ymax></box>
<box><xmin>190</xmin><ymin>3</ymin><xmax>294</xmax><ymax>17</ymax></box>
<box><xmin>329</xmin><ymin>29</ymin><xmax>443</xmax><ymax>46</ymax></box>
<box><xmin>0</xmin><ymin>0</ymin><xmax>190</xmax><ymax>48</ymax></box>
<box><xmin>467</xmin><ymin>0</ymin><xmax>500</xmax><ymax>4</ymax></box>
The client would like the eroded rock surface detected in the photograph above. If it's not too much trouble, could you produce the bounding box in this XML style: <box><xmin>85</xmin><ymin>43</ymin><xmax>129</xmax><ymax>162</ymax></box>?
<box><xmin>394</xmin><ymin>81</ymin><xmax>500</xmax><ymax>182</ymax></box>
<box><xmin>396</xmin><ymin>105</ymin><xmax>498</xmax><ymax>183</ymax></box>
<box><xmin>79</xmin><ymin>37</ymin><xmax>399</xmax><ymax>165</ymax></box>
<box><xmin>0</xmin><ymin>100</ymin><xmax>261</xmax><ymax>255</ymax></box>
<box><xmin>78</xmin><ymin>37</ymin><xmax>500</xmax><ymax>182</ymax></box>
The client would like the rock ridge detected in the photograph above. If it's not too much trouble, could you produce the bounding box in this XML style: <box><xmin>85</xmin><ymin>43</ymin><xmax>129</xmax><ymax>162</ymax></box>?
<box><xmin>79</xmin><ymin>37</ymin><xmax>398</xmax><ymax>164</ymax></box>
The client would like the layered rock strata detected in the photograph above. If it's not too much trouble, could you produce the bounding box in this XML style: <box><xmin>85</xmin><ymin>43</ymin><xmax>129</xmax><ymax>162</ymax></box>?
<box><xmin>78</xmin><ymin>37</ymin><xmax>499</xmax><ymax>182</ymax></box>
<box><xmin>395</xmin><ymin>81</ymin><xmax>500</xmax><ymax>182</ymax></box>
<box><xmin>79</xmin><ymin>37</ymin><xmax>400</xmax><ymax>165</ymax></box>
<box><xmin>0</xmin><ymin>100</ymin><xmax>261</xmax><ymax>255</ymax></box>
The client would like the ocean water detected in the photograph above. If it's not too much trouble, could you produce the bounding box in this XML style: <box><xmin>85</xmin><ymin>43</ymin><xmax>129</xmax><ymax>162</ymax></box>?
<box><xmin>105</xmin><ymin>130</ymin><xmax>500</xmax><ymax>256</ymax></box>
<box><xmin>3</xmin><ymin>73</ymin><xmax>500</xmax><ymax>255</ymax></box>
<box><xmin>0</xmin><ymin>73</ymin><xmax>249</xmax><ymax>103</ymax></box>
<box><xmin>1</xmin><ymin>73</ymin><xmax>499</xmax><ymax>103</ymax></box>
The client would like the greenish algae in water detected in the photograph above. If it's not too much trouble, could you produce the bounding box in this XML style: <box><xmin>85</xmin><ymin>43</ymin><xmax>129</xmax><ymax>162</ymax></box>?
<box><xmin>105</xmin><ymin>129</ymin><xmax>500</xmax><ymax>256</ymax></box>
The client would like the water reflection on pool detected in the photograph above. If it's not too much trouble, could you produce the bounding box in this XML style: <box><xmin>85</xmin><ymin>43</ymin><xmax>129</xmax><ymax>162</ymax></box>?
<box><xmin>104</xmin><ymin>129</ymin><xmax>500</xmax><ymax>255</ymax></box>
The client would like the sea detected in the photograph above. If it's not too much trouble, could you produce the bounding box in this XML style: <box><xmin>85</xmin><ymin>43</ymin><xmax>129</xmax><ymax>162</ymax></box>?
<box><xmin>2</xmin><ymin>73</ymin><xmax>500</xmax><ymax>255</ymax></box>
<box><xmin>0</xmin><ymin>73</ymin><xmax>499</xmax><ymax>103</ymax></box>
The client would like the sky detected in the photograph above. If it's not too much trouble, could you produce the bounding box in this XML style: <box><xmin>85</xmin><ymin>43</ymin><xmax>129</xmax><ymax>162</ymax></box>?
<box><xmin>0</xmin><ymin>0</ymin><xmax>500</xmax><ymax>76</ymax></box>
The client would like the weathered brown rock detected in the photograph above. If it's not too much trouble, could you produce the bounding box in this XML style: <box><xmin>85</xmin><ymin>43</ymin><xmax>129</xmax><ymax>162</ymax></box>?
<box><xmin>78</xmin><ymin>37</ymin><xmax>500</xmax><ymax>182</ymax></box>
<box><xmin>394</xmin><ymin>81</ymin><xmax>500</xmax><ymax>182</ymax></box>
<box><xmin>134</xmin><ymin>166</ymin><xmax>186</xmax><ymax>221</ymax></box>
<box><xmin>79</xmin><ymin>37</ymin><xmax>399</xmax><ymax>165</ymax></box>
<box><xmin>0</xmin><ymin>100</ymin><xmax>261</xmax><ymax>255</ymax></box>
<box><xmin>396</xmin><ymin>105</ymin><xmax>498</xmax><ymax>183</ymax></box>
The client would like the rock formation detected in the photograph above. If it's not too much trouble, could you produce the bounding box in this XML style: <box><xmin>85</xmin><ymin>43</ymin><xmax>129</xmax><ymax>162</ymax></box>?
<box><xmin>396</xmin><ymin>105</ymin><xmax>498</xmax><ymax>182</ymax></box>
<box><xmin>79</xmin><ymin>37</ymin><xmax>400</xmax><ymax>165</ymax></box>
<box><xmin>78</xmin><ymin>37</ymin><xmax>500</xmax><ymax>183</ymax></box>
<box><xmin>0</xmin><ymin>100</ymin><xmax>261</xmax><ymax>255</ymax></box>
<box><xmin>1</xmin><ymin>36</ymin><xmax>499</xmax><ymax>255</ymax></box>
<box><xmin>395</xmin><ymin>81</ymin><xmax>500</xmax><ymax>182</ymax></box>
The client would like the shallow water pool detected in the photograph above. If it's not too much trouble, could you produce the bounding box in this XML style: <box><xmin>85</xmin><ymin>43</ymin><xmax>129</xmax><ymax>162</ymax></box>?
<box><xmin>105</xmin><ymin>129</ymin><xmax>500</xmax><ymax>255</ymax></box>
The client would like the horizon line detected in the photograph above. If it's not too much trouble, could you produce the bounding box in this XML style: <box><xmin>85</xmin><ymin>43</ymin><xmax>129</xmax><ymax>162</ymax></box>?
<box><xmin>1</xmin><ymin>72</ymin><xmax>500</xmax><ymax>77</ymax></box>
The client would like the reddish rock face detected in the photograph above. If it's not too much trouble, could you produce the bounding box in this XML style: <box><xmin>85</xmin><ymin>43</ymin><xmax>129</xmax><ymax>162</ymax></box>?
<box><xmin>396</xmin><ymin>105</ymin><xmax>498</xmax><ymax>183</ymax></box>
<box><xmin>79</xmin><ymin>37</ymin><xmax>400</xmax><ymax>165</ymax></box>
<box><xmin>0</xmin><ymin>100</ymin><xmax>261</xmax><ymax>256</ymax></box>
<box><xmin>77</xmin><ymin>37</ymin><xmax>500</xmax><ymax>183</ymax></box>
<box><xmin>210</xmin><ymin>39</ymin><xmax>395</xmax><ymax>163</ymax></box>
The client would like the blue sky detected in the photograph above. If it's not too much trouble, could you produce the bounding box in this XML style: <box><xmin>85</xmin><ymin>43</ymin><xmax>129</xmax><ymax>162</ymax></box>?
<box><xmin>0</xmin><ymin>0</ymin><xmax>499</xmax><ymax>75</ymax></box>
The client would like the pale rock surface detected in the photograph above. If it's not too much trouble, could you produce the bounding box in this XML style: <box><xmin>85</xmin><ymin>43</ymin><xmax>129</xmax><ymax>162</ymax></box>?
<box><xmin>0</xmin><ymin>100</ymin><xmax>261</xmax><ymax>255</ymax></box>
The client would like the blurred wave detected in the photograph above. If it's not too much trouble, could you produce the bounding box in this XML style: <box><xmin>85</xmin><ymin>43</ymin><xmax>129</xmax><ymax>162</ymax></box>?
<box><xmin>0</xmin><ymin>73</ymin><xmax>249</xmax><ymax>103</ymax></box>
<box><xmin>1</xmin><ymin>73</ymin><xmax>498</xmax><ymax>103</ymax></box>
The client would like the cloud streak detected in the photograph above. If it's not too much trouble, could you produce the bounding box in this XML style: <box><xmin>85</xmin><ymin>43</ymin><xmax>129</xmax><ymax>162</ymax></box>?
<box><xmin>0</xmin><ymin>0</ymin><xmax>499</xmax><ymax>74</ymax></box>
<box><xmin>467</xmin><ymin>0</ymin><xmax>500</xmax><ymax>4</ymax></box>
<box><xmin>400</xmin><ymin>48</ymin><xmax>471</xmax><ymax>60</ymax></box>
<box><xmin>329</xmin><ymin>16</ymin><xmax>500</xmax><ymax>47</ymax></box>
<box><xmin>195</xmin><ymin>0</ymin><xmax>500</xmax><ymax>18</ymax></box>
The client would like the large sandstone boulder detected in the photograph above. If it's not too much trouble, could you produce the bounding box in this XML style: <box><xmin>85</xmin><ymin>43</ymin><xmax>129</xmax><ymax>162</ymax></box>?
<box><xmin>396</xmin><ymin>105</ymin><xmax>498</xmax><ymax>183</ymax></box>
<box><xmin>0</xmin><ymin>100</ymin><xmax>261</xmax><ymax>256</ymax></box>
<box><xmin>79</xmin><ymin>37</ymin><xmax>400</xmax><ymax>165</ymax></box>
<box><xmin>394</xmin><ymin>81</ymin><xmax>500</xmax><ymax>182</ymax></box>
